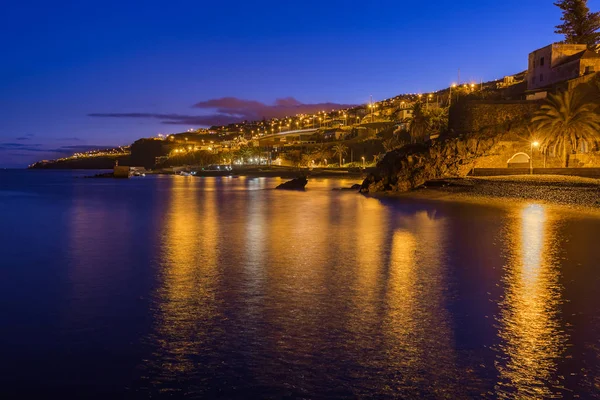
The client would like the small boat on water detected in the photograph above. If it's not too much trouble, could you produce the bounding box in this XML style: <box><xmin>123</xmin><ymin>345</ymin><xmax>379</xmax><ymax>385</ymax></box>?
<box><xmin>178</xmin><ymin>171</ymin><xmax>191</xmax><ymax>176</ymax></box>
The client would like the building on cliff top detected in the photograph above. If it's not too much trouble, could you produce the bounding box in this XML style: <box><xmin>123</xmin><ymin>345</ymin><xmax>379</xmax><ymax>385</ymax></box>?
<box><xmin>526</xmin><ymin>43</ymin><xmax>600</xmax><ymax>99</ymax></box>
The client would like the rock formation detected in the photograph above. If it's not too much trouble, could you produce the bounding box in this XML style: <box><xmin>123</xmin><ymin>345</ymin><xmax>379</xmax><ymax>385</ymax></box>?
<box><xmin>360</xmin><ymin>131</ymin><xmax>509</xmax><ymax>193</ymax></box>
<box><xmin>276</xmin><ymin>176</ymin><xmax>308</xmax><ymax>190</ymax></box>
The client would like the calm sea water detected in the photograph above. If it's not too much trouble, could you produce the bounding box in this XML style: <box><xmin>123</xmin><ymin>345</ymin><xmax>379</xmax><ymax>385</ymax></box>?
<box><xmin>1</xmin><ymin>169</ymin><xmax>600</xmax><ymax>399</ymax></box>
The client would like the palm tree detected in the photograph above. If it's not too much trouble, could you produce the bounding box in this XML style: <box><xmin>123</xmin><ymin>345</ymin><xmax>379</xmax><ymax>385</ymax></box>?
<box><xmin>284</xmin><ymin>150</ymin><xmax>303</xmax><ymax>168</ymax></box>
<box><xmin>373</xmin><ymin>152</ymin><xmax>384</xmax><ymax>164</ymax></box>
<box><xmin>409</xmin><ymin>102</ymin><xmax>429</xmax><ymax>143</ymax></box>
<box><xmin>235</xmin><ymin>146</ymin><xmax>253</xmax><ymax>165</ymax></box>
<box><xmin>332</xmin><ymin>144</ymin><xmax>348</xmax><ymax>167</ymax></box>
<box><xmin>382</xmin><ymin>138</ymin><xmax>397</xmax><ymax>152</ymax></box>
<box><xmin>314</xmin><ymin>143</ymin><xmax>330</xmax><ymax>165</ymax></box>
<box><xmin>250</xmin><ymin>146</ymin><xmax>263</xmax><ymax>164</ymax></box>
<box><xmin>532</xmin><ymin>90</ymin><xmax>600</xmax><ymax>167</ymax></box>
<box><xmin>427</xmin><ymin>107</ymin><xmax>449</xmax><ymax>134</ymax></box>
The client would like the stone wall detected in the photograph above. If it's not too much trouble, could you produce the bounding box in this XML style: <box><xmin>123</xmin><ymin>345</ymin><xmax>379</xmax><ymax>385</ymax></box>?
<box><xmin>449</xmin><ymin>100</ymin><xmax>541</xmax><ymax>134</ymax></box>
<box><xmin>473</xmin><ymin>168</ymin><xmax>600</xmax><ymax>178</ymax></box>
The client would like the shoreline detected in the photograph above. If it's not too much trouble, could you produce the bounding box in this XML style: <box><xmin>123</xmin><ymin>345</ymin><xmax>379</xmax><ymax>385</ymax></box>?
<box><xmin>149</xmin><ymin>167</ymin><xmax>370</xmax><ymax>179</ymax></box>
<box><xmin>368</xmin><ymin>175</ymin><xmax>600</xmax><ymax>214</ymax></box>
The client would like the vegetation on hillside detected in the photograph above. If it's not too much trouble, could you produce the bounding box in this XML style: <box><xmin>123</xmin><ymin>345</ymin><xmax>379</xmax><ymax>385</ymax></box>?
<box><xmin>555</xmin><ymin>0</ymin><xmax>600</xmax><ymax>49</ymax></box>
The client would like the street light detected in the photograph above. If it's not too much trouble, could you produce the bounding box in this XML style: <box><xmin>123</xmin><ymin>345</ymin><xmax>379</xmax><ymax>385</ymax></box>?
<box><xmin>449</xmin><ymin>84</ymin><xmax>457</xmax><ymax>106</ymax></box>
<box><xmin>530</xmin><ymin>141</ymin><xmax>540</xmax><ymax>174</ymax></box>
<box><xmin>361</xmin><ymin>156</ymin><xmax>365</xmax><ymax>169</ymax></box>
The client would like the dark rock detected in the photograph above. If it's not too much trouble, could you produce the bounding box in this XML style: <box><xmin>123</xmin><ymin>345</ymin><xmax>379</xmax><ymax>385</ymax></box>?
<box><xmin>85</xmin><ymin>172</ymin><xmax>115</xmax><ymax>178</ymax></box>
<box><xmin>335</xmin><ymin>183</ymin><xmax>362</xmax><ymax>191</ymax></box>
<box><xmin>361</xmin><ymin>127</ymin><xmax>518</xmax><ymax>194</ymax></box>
<box><xmin>276</xmin><ymin>176</ymin><xmax>308</xmax><ymax>190</ymax></box>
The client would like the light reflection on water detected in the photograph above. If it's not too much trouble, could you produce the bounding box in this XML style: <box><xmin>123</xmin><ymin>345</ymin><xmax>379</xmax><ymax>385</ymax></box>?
<box><xmin>134</xmin><ymin>178</ymin><xmax>599</xmax><ymax>398</ymax></box>
<box><xmin>494</xmin><ymin>204</ymin><xmax>567</xmax><ymax>399</ymax></box>
<box><xmin>140</xmin><ymin>179</ymin><xmax>468</xmax><ymax>398</ymax></box>
<box><xmin>2</xmin><ymin>172</ymin><xmax>600</xmax><ymax>398</ymax></box>
<box><xmin>152</xmin><ymin>178</ymin><xmax>221</xmax><ymax>380</ymax></box>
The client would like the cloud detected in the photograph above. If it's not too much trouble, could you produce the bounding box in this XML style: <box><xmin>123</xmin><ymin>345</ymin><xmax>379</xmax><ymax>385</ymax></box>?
<box><xmin>55</xmin><ymin>145</ymin><xmax>113</xmax><ymax>152</ymax></box>
<box><xmin>0</xmin><ymin>143</ymin><xmax>42</xmax><ymax>150</ymax></box>
<box><xmin>0</xmin><ymin>143</ymin><xmax>110</xmax><ymax>155</ymax></box>
<box><xmin>88</xmin><ymin>97</ymin><xmax>356</xmax><ymax>127</ymax></box>
<box><xmin>87</xmin><ymin>112</ymin><xmax>242</xmax><ymax>127</ymax></box>
<box><xmin>16</xmin><ymin>133</ymin><xmax>34</xmax><ymax>141</ymax></box>
<box><xmin>192</xmin><ymin>97</ymin><xmax>356</xmax><ymax>120</ymax></box>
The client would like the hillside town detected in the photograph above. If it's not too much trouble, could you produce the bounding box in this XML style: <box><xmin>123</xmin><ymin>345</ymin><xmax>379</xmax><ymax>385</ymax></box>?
<box><xmin>31</xmin><ymin>1</ymin><xmax>600</xmax><ymax>188</ymax></box>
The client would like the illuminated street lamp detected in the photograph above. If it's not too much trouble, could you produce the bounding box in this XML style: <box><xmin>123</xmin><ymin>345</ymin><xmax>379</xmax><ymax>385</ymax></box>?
<box><xmin>530</xmin><ymin>141</ymin><xmax>540</xmax><ymax>174</ymax></box>
<box><xmin>449</xmin><ymin>84</ymin><xmax>457</xmax><ymax>106</ymax></box>
<box><xmin>361</xmin><ymin>156</ymin><xmax>365</xmax><ymax>169</ymax></box>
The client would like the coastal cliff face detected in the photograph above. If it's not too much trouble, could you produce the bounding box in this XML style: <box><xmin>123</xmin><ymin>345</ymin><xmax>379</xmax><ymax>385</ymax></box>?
<box><xmin>361</xmin><ymin>99</ymin><xmax>542</xmax><ymax>194</ymax></box>
<box><xmin>360</xmin><ymin>133</ymin><xmax>502</xmax><ymax>193</ymax></box>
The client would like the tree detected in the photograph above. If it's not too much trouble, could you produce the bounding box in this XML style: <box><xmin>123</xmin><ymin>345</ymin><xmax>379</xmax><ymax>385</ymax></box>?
<box><xmin>314</xmin><ymin>144</ymin><xmax>330</xmax><ymax>165</ymax></box>
<box><xmin>234</xmin><ymin>146</ymin><xmax>253</xmax><ymax>164</ymax></box>
<box><xmin>531</xmin><ymin>90</ymin><xmax>600</xmax><ymax>167</ymax></box>
<box><xmin>332</xmin><ymin>144</ymin><xmax>348</xmax><ymax>167</ymax></box>
<box><xmin>284</xmin><ymin>150</ymin><xmax>303</xmax><ymax>168</ymax></box>
<box><xmin>555</xmin><ymin>0</ymin><xmax>600</xmax><ymax>49</ymax></box>
<box><xmin>426</xmin><ymin>107</ymin><xmax>449</xmax><ymax>134</ymax></box>
<box><xmin>301</xmin><ymin>152</ymin><xmax>315</xmax><ymax>167</ymax></box>
<box><xmin>382</xmin><ymin>135</ymin><xmax>408</xmax><ymax>152</ymax></box>
<box><xmin>409</xmin><ymin>102</ymin><xmax>429</xmax><ymax>143</ymax></box>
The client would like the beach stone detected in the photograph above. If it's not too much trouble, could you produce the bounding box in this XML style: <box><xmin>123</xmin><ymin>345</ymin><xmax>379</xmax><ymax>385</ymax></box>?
<box><xmin>276</xmin><ymin>176</ymin><xmax>308</xmax><ymax>190</ymax></box>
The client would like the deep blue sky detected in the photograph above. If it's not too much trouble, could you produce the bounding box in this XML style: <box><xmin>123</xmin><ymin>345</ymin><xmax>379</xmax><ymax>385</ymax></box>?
<box><xmin>1</xmin><ymin>0</ymin><xmax>594</xmax><ymax>167</ymax></box>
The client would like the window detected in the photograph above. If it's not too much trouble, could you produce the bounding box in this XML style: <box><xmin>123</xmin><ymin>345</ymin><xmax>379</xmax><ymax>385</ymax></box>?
<box><xmin>585</xmin><ymin>66</ymin><xmax>595</xmax><ymax>74</ymax></box>
<box><xmin>540</xmin><ymin>73</ymin><xmax>544</xmax><ymax>82</ymax></box>
<box><xmin>540</xmin><ymin>57</ymin><xmax>545</xmax><ymax>66</ymax></box>
<box><xmin>533</xmin><ymin>60</ymin><xmax>536</xmax><ymax>68</ymax></box>
<box><xmin>532</xmin><ymin>76</ymin><xmax>536</xmax><ymax>84</ymax></box>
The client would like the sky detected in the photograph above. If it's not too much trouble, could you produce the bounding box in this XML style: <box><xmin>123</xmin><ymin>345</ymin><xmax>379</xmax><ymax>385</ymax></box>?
<box><xmin>1</xmin><ymin>0</ymin><xmax>596</xmax><ymax>167</ymax></box>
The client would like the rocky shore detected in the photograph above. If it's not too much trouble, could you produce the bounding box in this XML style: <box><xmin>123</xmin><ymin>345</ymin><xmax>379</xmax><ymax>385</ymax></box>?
<box><xmin>359</xmin><ymin>131</ymin><xmax>502</xmax><ymax>194</ymax></box>
<box><xmin>389</xmin><ymin>175</ymin><xmax>600</xmax><ymax>209</ymax></box>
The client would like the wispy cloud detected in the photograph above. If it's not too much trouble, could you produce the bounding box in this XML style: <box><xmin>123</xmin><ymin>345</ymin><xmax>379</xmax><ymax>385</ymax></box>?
<box><xmin>88</xmin><ymin>97</ymin><xmax>356</xmax><ymax>126</ymax></box>
<box><xmin>16</xmin><ymin>133</ymin><xmax>34</xmax><ymax>141</ymax></box>
<box><xmin>192</xmin><ymin>97</ymin><xmax>355</xmax><ymax>120</ymax></box>
<box><xmin>0</xmin><ymin>143</ymin><xmax>110</xmax><ymax>155</ymax></box>
<box><xmin>0</xmin><ymin>143</ymin><xmax>43</xmax><ymax>150</ymax></box>
<box><xmin>87</xmin><ymin>112</ymin><xmax>242</xmax><ymax>127</ymax></box>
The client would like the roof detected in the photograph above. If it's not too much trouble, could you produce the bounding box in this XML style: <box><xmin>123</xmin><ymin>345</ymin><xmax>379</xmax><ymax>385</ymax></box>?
<box><xmin>554</xmin><ymin>50</ymin><xmax>600</xmax><ymax>68</ymax></box>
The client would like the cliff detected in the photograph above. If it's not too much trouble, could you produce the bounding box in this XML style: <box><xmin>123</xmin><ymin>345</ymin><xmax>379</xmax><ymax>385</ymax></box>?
<box><xmin>360</xmin><ymin>133</ymin><xmax>501</xmax><ymax>193</ymax></box>
<box><xmin>361</xmin><ymin>100</ymin><xmax>539</xmax><ymax>193</ymax></box>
